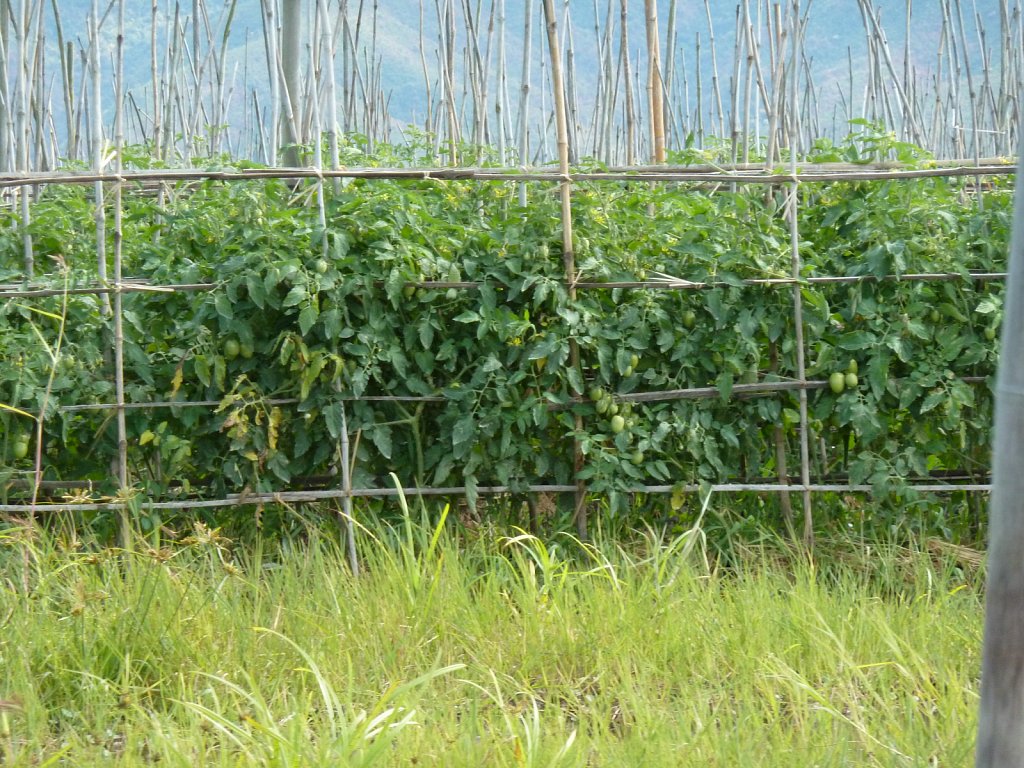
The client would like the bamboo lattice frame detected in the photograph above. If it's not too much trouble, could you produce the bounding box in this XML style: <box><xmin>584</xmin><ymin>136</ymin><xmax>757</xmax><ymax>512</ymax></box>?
<box><xmin>0</xmin><ymin>7</ymin><xmax>1014</xmax><ymax>523</ymax></box>
<box><xmin>1</xmin><ymin>159</ymin><xmax>1011</xmax><ymax>518</ymax></box>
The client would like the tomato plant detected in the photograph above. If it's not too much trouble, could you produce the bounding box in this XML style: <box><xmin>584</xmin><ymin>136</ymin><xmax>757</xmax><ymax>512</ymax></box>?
<box><xmin>0</xmin><ymin>137</ymin><xmax>1011</xmax><ymax>533</ymax></box>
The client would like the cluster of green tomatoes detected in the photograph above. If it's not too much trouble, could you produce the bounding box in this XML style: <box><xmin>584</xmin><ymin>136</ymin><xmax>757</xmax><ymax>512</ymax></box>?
<box><xmin>828</xmin><ymin>359</ymin><xmax>859</xmax><ymax>394</ymax></box>
<box><xmin>589</xmin><ymin>376</ymin><xmax>645</xmax><ymax>466</ymax></box>
<box><xmin>10</xmin><ymin>430</ymin><xmax>30</xmax><ymax>460</ymax></box>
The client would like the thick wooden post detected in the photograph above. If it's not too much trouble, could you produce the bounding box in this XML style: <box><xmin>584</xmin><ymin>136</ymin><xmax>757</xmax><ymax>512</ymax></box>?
<box><xmin>976</xmin><ymin>138</ymin><xmax>1024</xmax><ymax>766</ymax></box>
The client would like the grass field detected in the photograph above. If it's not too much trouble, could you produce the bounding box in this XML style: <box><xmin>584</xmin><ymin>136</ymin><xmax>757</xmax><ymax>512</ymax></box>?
<box><xmin>0</xmin><ymin>501</ymin><xmax>983</xmax><ymax>766</ymax></box>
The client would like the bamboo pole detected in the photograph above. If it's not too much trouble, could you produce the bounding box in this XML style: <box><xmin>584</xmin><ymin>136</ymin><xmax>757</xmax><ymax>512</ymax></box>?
<box><xmin>112</xmin><ymin>0</ymin><xmax>130</xmax><ymax>545</ymax></box>
<box><xmin>563</xmin><ymin>3</ymin><xmax>580</xmax><ymax>163</ymax></box>
<box><xmin>644</xmin><ymin>0</ymin><xmax>665</xmax><ymax>163</ymax></box>
<box><xmin>496</xmin><ymin>0</ymin><xmax>508</xmax><ymax>164</ymax></box>
<box><xmin>663</xmin><ymin>0</ymin><xmax>677</xmax><ymax>149</ymax></box>
<box><xmin>0</xmin><ymin>0</ymin><xmax>9</xmax><ymax>172</ymax></box>
<box><xmin>14</xmin><ymin>0</ymin><xmax>30</xmax><ymax>277</ymax></box>
<box><xmin>0</xmin><ymin>158</ymin><xmax>1013</xmax><ymax>189</ymax></box>
<box><xmin>279</xmin><ymin>0</ymin><xmax>303</xmax><ymax>166</ymax></box>
<box><xmin>703</xmin><ymin>0</ymin><xmax>725</xmax><ymax>141</ymax></box>
<box><xmin>618</xmin><ymin>0</ymin><xmax>635</xmax><ymax>165</ymax></box>
<box><xmin>540</xmin><ymin>0</ymin><xmax>587</xmax><ymax>541</ymax></box>
<box><xmin>339</xmin><ymin>404</ymin><xmax>359</xmax><ymax>574</ymax></box>
<box><xmin>0</xmin><ymin>481</ymin><xmax>998</xmax><ymax>516</ymax></box>
<box><xmin>88</xmin><ymin>1</ymin><xmax>110</xmax><ymax>319</ymax></box>
<box><xmin>787</xmin><ymin>0</ymin><xmax>812</xmax><ymax>545</ymax></box>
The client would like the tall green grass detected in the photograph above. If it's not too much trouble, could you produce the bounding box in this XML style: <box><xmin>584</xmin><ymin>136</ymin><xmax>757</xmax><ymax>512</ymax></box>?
<box><xmin>0</xmin><ymin>503</ymin><xmax>982</xmax><ymax>766</ymax></box>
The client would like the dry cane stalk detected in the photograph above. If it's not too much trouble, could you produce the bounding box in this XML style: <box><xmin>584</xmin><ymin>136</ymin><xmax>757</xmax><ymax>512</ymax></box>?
<box><xmin>540</xmin><ymin>0</ymin><xmax>587</xmax><ymax>540</ymax></box>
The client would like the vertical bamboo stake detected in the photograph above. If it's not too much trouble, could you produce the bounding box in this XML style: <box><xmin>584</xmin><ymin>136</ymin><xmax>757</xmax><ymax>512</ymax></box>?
<box><xmin>583</xmin><ymin>0</ymin><xmax>601</xmax><ymax>157</ymax></box>
<box><xmin>541</xmin><ymin>0</ymin><xmax>586</xmax><ymax>540</ymax></box>
<box><xmin>51</xmin><ymin>0</ymin><xmax>76</xmax><ymax>161</ymax></box>
<box><xmin>319</xmin><ymin>0</ymin><xmax>341</xmax><ymax>192</ymax></box>
<box><xmin>33</xmin><ymin>6</ymin><xmax>50</xmax><ymax>171</ymax></box>
<box><xmin>437</xmin><ymin>0</ymin><xmax>460</xmax><ymax>163</ymax></box>
<box><xmin>113</xmin><ymin>0</ymin><xmax>130</xmax><ymax>545</ymax></box>
<box><xmin>564</xmin><ymin>4</ymin><xmax>580</xmax><ymax>163</ymax></box>
<box><xmin>260</xmin><ymin>0</ymin><xmax>281</xmax><ymax>163</ymax></box>
<box><xmin>280</xmin><ymin>0</ymin><xmax>303</xmax><ymax>166</ymax></box>
<box><xmin>496</xmin><ymin>0</ymin><xmax>508</xmax><ymax>164</ymax></box>
<box><xmin>0</xmin><ymin>0</ymin><xmax>9</xmax><ymax>172</ymax></box>
<box><xmin>663</xmin><ymin>0</ymin><xmax>677</xmax><ymax>149</ymax></box>
<box><xmin>728</xmin><ymin>5</ymin><xmax>742</xmax><ymax>172</ymax></box>
<box><xmin>703</xmin><ymin>0</ymin><xmax>725</xmax><ymax>140</ymax></box>
<box><xmin>742</xmin><ymin>6</ymin><xmax>761</xmax><ymax>164</ymax></box>
<box><xmin>150</xmin><ymin>0</ymin><xmax>161</xmax><ymax>159</ymax></box>
<box><xmin>15</xmin><ymin>0</ymin><xmax>30</xmax><ymax>275</ymax></box>
<box><xmin>618</xmin><ymin>0</ymin><xmax>635</xmax><ymax>165</ymax></box>
<box><xmin>695</xmin><ymin>33</ymin><xmax>704</xmax><ymax>147</ymax></box>
<box><xmin>417</xmin><ymin>0</ymin><xmax>435</xmax><ymax>140</ymax></box>
<box><xmin>644</xmin><ymin>0</ymin><xmax>665</xmax><ymax>163</ymax></box>
<box><xmin>597</xmin><ymin>0</ymin><xmax>617</xmax><ymax>163</ymax></box>
<box><xmin>339</xmin><ymin>404</ymin><xmax>359</xmax><ymax>575</ymax></box>
<box><xmin>516</xmin><ymin>0</ymin><xmax>532</xmax><ymax>204</ymax></box>
<box><xmin>310</xmin><ymin>28</ymin><xmax>357</xmax><ymax>571</ymax></box>
<box><xmin>786</xmin><ymin>0</ymin><xmax>812</xmax><ymax>545</ymax></box>
<box><xmin>162</xmin><ymin>5</ymin><xmax>182</xmax><ymax>160</ymax></box>
<box><xmin>90</xmin><ymin>1</ymin><xmax>110</xmax><ymax>318</ymax></box>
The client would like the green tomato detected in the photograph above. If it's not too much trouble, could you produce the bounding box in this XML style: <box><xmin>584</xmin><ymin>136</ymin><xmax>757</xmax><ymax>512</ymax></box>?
<box><xmin>829</xmin><ymin>371</ymin><xmax>846</xmax><ymax>394</ymax></box>
<box><xmin>596</xmin><ymin>397</ymin><xmax>610</xmax><ymax>415</ymax></box>
<box><xmin>844</xmin><ymin>372</ymin><xmax>858</xmax><ymax>389</ymax></box>
<box><xmin>846</xmin><ymin>359</ymin><xmax>858</xmax><ymax>375</ymax></box>
<box><xmin>589</xmin><ymin>386</ymin><xmax>606</xmax><ymax>403</ymax></box>
<box><xmin>630</xmin><ymin>353</ymin><xmax>640</xmax><ymax>369</ymax></box>
<box><xmin>984</xmin><ymin>327</ymin><xmax>997</xmax><ymax>341</ymax></box>
<box><xmin>610</xmin><ymin>415</ymin><xmax>626</xmax><ymax>434</ymax></box>
<box><xmin>240</xmin><ymin>342</ymin><xmax>254</xmax><ymax>359</ymax></box>
<box><xmin>630</xmin><ymin>450</ymin><xmax>644</xmax><ymax>466</ymax></box>
<box><xmin>223</xmin><ymin>339</ymin><xmax>240</xmax><ymax>360</ymax></box>
<box><xmin>682</xmin><ymin>310</ymin><xmax>697</xmax><ymax>330</ymax></box>
<box><xmin>314</xmin><ymin>259</ymin><xmax>329</xmax><ymax>274</ymax></box>
<box><xmin>12</xmin><ymin>439</ymin><xmax>29</xmax><ymax>460</ymax></box>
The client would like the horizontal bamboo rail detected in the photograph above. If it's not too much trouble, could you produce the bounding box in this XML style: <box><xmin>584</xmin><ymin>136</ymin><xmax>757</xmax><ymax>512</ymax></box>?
<box><xmin>0</xmin><ymin>482</ymin><xmax>993</xmax><ymax>514</ymax></box>
<box><xmin>0</xmin><ymin>160</ymin><xmax>1013</xmax><ymax>190</ymax></box>
<box><xmin>0</xmin><ymin>272</ymin><xmax>1009</xmax><ymax>300</ymax></box>
<box><xmin>37</xmin><ymin>375</ymin><xmax>989</xmax><ymax>416</ymax></box>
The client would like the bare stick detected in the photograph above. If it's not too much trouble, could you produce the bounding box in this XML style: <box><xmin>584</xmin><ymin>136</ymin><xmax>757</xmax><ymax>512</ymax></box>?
<box><xmin>113</xmin><ymin>0</ymin><xmax>129</xmax><ymax>545</ymax></box>
<box><xmin>618</xmin><ymin>0</ymin><xmax>634</xmax><ymax>164</ymax></box>
<box><xmin>541</xmin><ymin>0</ymin><xmax>587</xmax><ymax>540</ymax></box>
<box><xmin>644</xmin><ymin>0</ymin><xmax>665</xmax><ymax>163</ymax></box>
<box><xmin>787</xmin><ymin>0</ymin><xmax>812</xmax><ymax>545</ymax></box>
<box><xmin>516</xmin><ymin>0</ymin><xmax>532</xmax><ymax>203</ymax></box>
<box><xmin>339</xmin><ymin>403</ymin><xmax>359</xmax><ymax>575</ymax></box>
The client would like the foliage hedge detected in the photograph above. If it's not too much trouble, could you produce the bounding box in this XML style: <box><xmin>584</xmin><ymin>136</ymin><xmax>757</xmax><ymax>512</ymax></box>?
<box><xmin>0</xmin><ymin>137</ymin><xmax>1010</xmax><ymax>530</ymax></box>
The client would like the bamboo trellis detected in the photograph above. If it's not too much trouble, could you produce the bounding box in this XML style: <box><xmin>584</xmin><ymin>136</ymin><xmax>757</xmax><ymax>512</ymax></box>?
<box><xmin>0</xmin><ymin>150</ymin><xmax>1013</xmax><ymax>535</ymax></box>
<box><xmin>0</xmin><ymin>0</ymin><xmax>1017</xmax><ymax>548</ymax></box>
